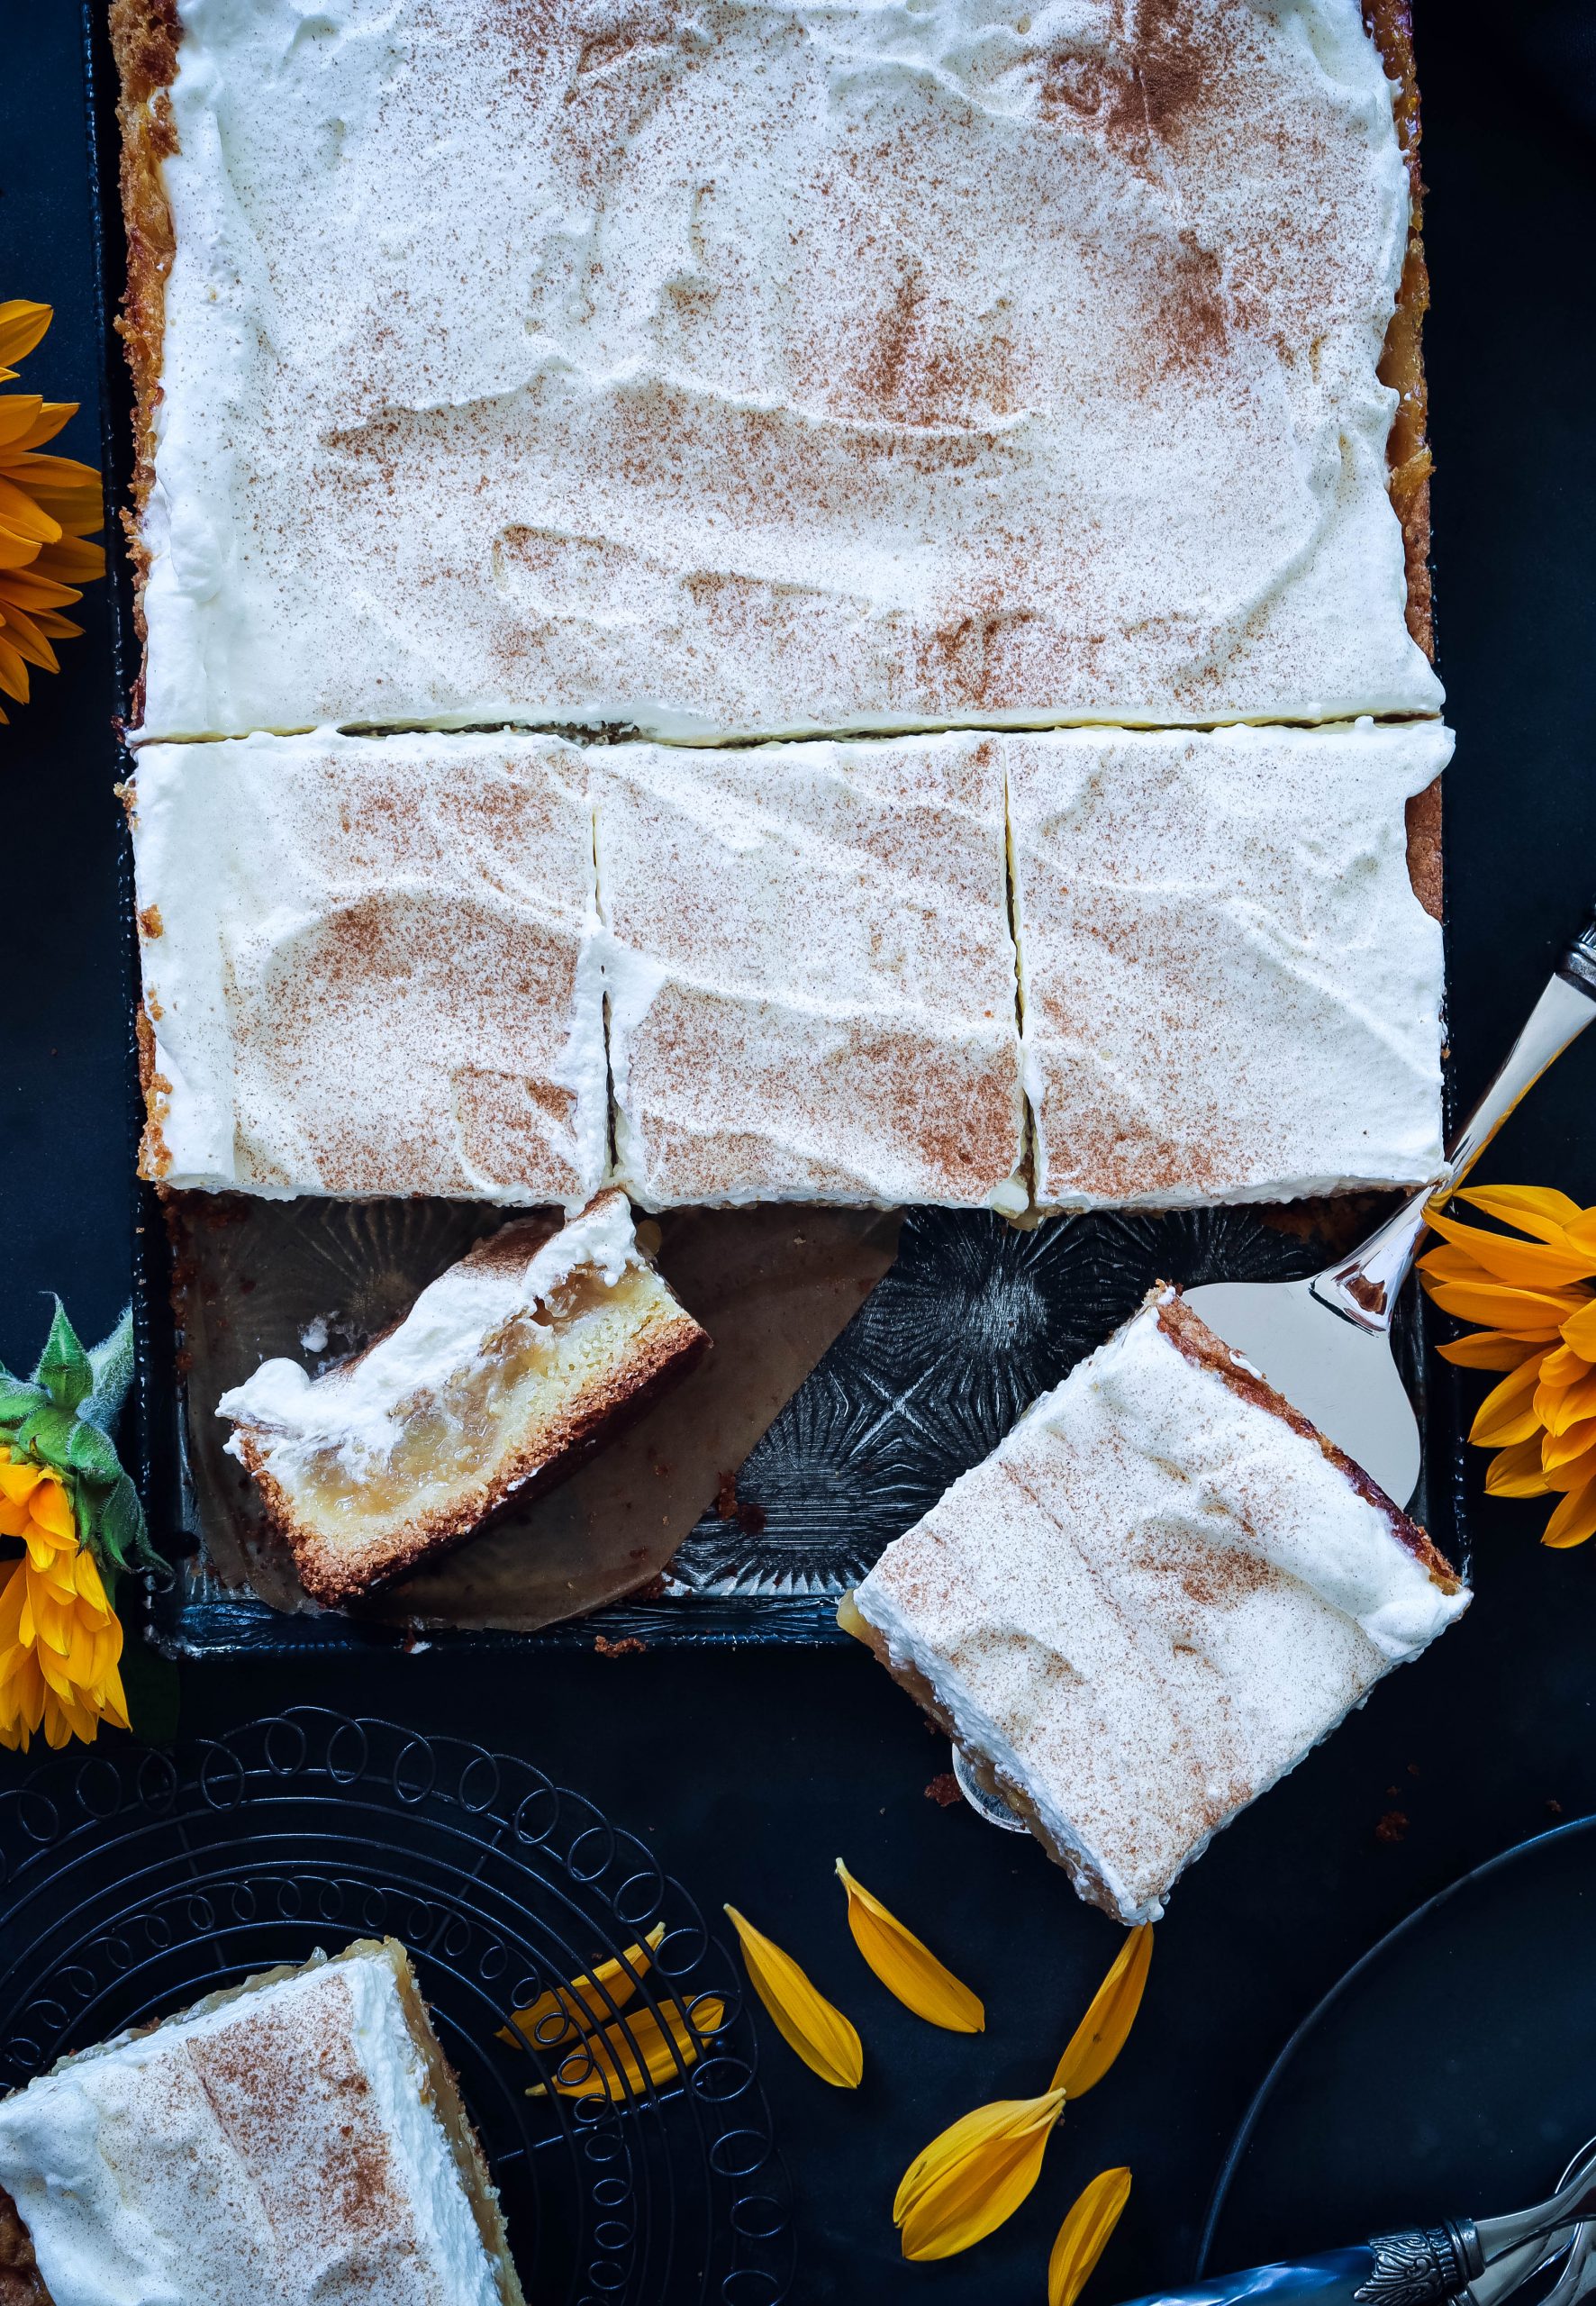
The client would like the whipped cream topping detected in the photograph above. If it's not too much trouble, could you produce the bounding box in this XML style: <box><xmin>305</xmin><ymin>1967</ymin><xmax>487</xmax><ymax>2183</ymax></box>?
<box><xmin>854</xmin><ymin>1294</ymin><xmax>1468</xmax><ymax>1920</ymax></box>
<box><xmin>0</xmin><ymin>1949</ymin><xmax>510</xmax><ymax>2306</ymax></box>
<box><xmin>131</xmin><ymin>729</ymin><xmax>607</xmax><ymax>1204</ymax></box>
<box><xmin>136</xmin><ymin>0</ymin><xmax>1437</xmax><ymax>743</ymax></box>
<box><xmin>218</xmin><ymin>1192</ymin><xmax>642</xmax><ymax>1471</ymax></box>
<box><xmin>593</xmin><ymin>731</ymin><xmax>1027</xmax><ymax>1210</ymax></box>
<box><xmin>1010</xmin><ymin>718</ymin><xmax>1451</xmax><ymax>1206</ymax></box>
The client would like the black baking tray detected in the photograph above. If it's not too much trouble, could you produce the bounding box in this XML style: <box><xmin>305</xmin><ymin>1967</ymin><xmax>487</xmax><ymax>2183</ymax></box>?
<box><xmin>79</xmin><ymin>4</ymin><xmax>1466</xmax><ymax>1659</ymax></box>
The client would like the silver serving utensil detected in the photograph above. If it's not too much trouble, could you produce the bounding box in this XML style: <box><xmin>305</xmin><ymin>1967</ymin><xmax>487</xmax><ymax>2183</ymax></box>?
<box><xmin>1188</xmin><ymin>909</ymin><xmax>1596</xmax><ymax>1506</ymax></box>
<box><xmin>1115</xmin><ymin>2135</ymin><xmax>1596</xmax><ymax>2306</ymax></box>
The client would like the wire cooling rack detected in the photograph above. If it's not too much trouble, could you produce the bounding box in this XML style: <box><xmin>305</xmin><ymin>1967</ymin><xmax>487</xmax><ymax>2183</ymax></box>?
<box><xmin>0</xmin><ymin>1709</ymin><xmax>793</xmax><ymax>2305</ymax></box>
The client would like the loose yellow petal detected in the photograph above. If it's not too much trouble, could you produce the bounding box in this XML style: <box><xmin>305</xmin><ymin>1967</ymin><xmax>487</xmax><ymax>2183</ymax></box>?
<box><xmin>528</xmin><ymin>1995</ymin><xmax>723</xmax><ymax>2101</ymax></box>
<box><xmin>1469</xmin><ymin>1357</ymin><xmax>1547</xmax><ymax>1448</ymax></box>
<box><xmin>1485</xmin><ymin>1438</ymin><xmax>1553</xmax><ymax>1498</ymax></box>
<box><xmin>1544</xmin><ymin>1479</ymin><xmax>1596</xmax><ymax>1550</ymax></box>
<box><xmin>835</xmin><ymin>1859</ymin><xmax>984</xmax><ymax>2033</ymax></box>
<box><xmin>1049</xmin><ymin>2167</ymin><xmax>1133</xmax><ymax>2306</ymax></box>
<box><xmin>1437</xmin><ymin>1330</ymin><xmax>1548</xmax><ymax>1372</ymax></box>
<box><xmin>894</xmin><ymin>2089</ymin><xmax>1065</xmax><ymax>2260</ymax></box>
<box><xmin>1052</xmin><ymin>1925</ymin><xmax>1153</xmax><ymax>2097</ymax></box>
<box><xmin>724</xmin><ymin>1905</ymin><xmax>862</xmax><ymax>2088</ymax></box>
<box><xmin>501</xmin><ymin>1923</ymin><xmax>667</xmax><ymax>2050</ymax></box>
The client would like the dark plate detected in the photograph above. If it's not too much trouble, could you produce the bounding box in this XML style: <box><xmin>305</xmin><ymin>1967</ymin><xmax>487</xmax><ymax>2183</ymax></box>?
<box><xmin>1199</xmin><ymin>1816</ymin><xmax>1596</xmax><ymax>2282</ymax></box>
<box><xmin>0</xmin><ymin>1708</ymin><xmax>793</xmax><ymax>2305</ymax></box>
<box><xmin>80</xmin><ymin>5</ymin><xmax>1465</xmax><ymax>1657</ymax></box>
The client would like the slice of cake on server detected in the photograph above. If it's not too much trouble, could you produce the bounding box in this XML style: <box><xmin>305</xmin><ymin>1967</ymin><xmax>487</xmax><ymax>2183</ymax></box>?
<box><xmin>842</xmin><ymin>1288</ymin><xmax>1469</xmax><ymax>1922</ymax></box>
<box><xmin>218</xmin><ymin>1192</ymin><xmax>707</xmax><ymax>1605</ymax></box>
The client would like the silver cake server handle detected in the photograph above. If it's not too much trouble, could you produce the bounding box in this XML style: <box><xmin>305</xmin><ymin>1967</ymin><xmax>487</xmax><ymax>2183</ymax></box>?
<box><xmin>1115</xmin><ymin>2138</ymin><xmax>1596</xmax><ymax>2306</ymax></box>
<box><xmin>1311</xmin><ymin>903</ymin><xmax>1596</xmax><ymax>1336</ymax></box>
<box><xmin>1189</xmin><ymin>900</ymin><xmax>1596</xmax><ymax>1504</ymax></box>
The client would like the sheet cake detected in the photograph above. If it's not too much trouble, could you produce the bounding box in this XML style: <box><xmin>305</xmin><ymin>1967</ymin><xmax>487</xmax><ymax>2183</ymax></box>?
<box><xmin>116</xmin><ymin>0</ymin><xmax>1437</xmax><ymax>743</ymax></box>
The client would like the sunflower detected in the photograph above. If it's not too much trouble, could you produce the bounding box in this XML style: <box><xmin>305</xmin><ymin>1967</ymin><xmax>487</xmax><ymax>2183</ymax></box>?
<box><xmin>0</xmin><ymin>1452</ymin><xmax>128</xmax><ymax>1751</ymax></box>
<box><xmin>0</xmin><ymin>300</ymin><xmax>105</xmax><ymax>723</ymax></box>
<box><xmin>0</xmin><ymin>1301</ymin><xmax>159</xmax><ymax>1751</ymax></box>
<box><xmin>1419</xmin><ymin>1185</ymin><xmax>1596</xmax><ymax>1549</ymax></box>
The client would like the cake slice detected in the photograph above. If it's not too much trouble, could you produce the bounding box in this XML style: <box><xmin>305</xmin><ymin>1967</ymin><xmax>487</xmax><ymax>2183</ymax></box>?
<box><xmin>1007</xmin><ymin>720</ymin><xmax>1450</xmax><ymax>1207</ymax></box>
<box><xmin>843</xmin><ymin>1288</ymin><xmax>1468</xmax><ymax>1922</ymax></box>
<box><xmin>218</xmin><ymin>1193</ymin><xmax>708</xmax><ymax>1605</ymax></box>
<box><xmin>594</xmin><ymin>731</ymin><xmax>1026</xmax><ymax>1212</ymax></box>
<box><xmin>130</xmin><ymin>729</ymin><xmax>606</xmax><ymax>1206</ymax></box>
<box><xmin>0</xmin><ymin>1938</ymin><xmax>524</xmax><ymax>2306</ymax></box>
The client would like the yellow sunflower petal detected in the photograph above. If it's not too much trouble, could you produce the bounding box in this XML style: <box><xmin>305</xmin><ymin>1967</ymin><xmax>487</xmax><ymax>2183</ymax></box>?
<box><xmin>1421</xmin><ymin>1276</ymin><xmax>1585</xmax><ymax>1336</ymax></box>
<box><xmin>1543</xmin><ymin>1417</ymin><xmax>1596</xmax><ymax>1472</ymax></box>
<box><xmin>1562</xmin><ymin>1301</ymin><xmax>1596</xmax><ymax>1358</ymax></box>
<box><xmin>1539</xmin><ymin>1341</ymin><xmax>1592</xmax><ymax>1388</ymax></box>
<box><xmin>530</xmin><ymin>1996</ymin><xmax>723</xmax><ymax>2102</ymax></box>
<box><xmin>502</xmin><ymin>1922</ymin><xmax>667</xmax><ymax>2050</ymax></box>
<box><xmin>1049</xmin><ymin>2167</ymin><xmax>1133</xmax><ymax>2306</ymax></box>
<box><xmin>894</xmin><ymin>2090</ymin><xmax>1065</xmax><ymax>2261</ymax></box>
<box><xmin>1546</xmin><ymin>1439</ymin><xmax>1596</xmax><ymax>1495</ymax></box>
<box><xmin>1485</xmin><ymin>1439</ymin><xmax>1553</xmax><ymax>1498</ymax></box>
<box><xmin>1052</xmin><ymin>1924</ymin><xmax>1154</xmax><ymax>2097</ymax></box>
<box><xmin>0</xmin><ymin>1459</ymin><xmax>44</xmax><ymax>1504</ymax></box>
<box><xmin>1469</xmin><ymin>1357</ymin><xmax>1548</xmax><ymax>1448</ymax></box>
<box><xmin>1454</xmin><ymin>1185</ymin><xmax>1587</xmax><ymax>1239</ymax></box>
<box><xmin>0</xmin><ymin>303</ymin><xmax>51</xmax><ymax>375</ymax></box>
<box><xmin>28</xmin><ymin>1478</ymin><xmax>73</xmax><ymax>1540</ymax></box>
<box><xmin>835</xmin><ymin>1859</ymin><xmax>984</xmax><ymax>2034</ymax></box>
<box><xmin>724</xmin><ymin>1906</ymin><xmax>862</xmax><ymax>2089</ymax></box>
<box><xmin>1537</xmin><ymin>1366</ymin><xmax>1596</xmax><ymax>1437</ymax></box>
<box><xmin>1425</xmin><ymin>1211</ymin><xmax>1596</xmax><ymax>1289</ymax></box>
<box><xmin>1544</xmin><ymin>1480</ymin><xmax>1596</xmax><ymax>1550</ymax></box>
<box><xmin>1437</xmin><ymin>1331</ymin><xmax>1547</xmax><ymax>1372</ymax></box>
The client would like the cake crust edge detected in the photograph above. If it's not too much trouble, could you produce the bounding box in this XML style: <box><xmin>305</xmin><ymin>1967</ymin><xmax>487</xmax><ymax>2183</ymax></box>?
<box><xmin>238</xmin><ymin>1303</ymin><xmax>711</xmax><ymax>1608</ymax></box>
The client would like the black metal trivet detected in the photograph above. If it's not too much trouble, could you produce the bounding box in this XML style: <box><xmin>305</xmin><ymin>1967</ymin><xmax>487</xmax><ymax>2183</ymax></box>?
<box><xmin>0</xmin><ymin>1709</ymin><xmax>793</xmax><ymax>2306</ymax></box>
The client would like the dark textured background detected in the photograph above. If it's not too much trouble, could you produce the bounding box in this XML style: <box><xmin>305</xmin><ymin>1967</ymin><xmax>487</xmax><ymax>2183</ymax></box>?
<box><xmin>2</xmin><ymin>5</ymin><xmax>1594</xmax><ymax>2299</ymax></box>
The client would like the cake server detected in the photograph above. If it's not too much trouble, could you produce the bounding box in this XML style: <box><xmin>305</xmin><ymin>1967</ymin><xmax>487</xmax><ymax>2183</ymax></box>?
<box><xmin>1114</xmin><ymin>2135</ymin><xmax>1596</xmax><ymax>2306</ymax></box>
<box><xmin>1187</xmin><ymin>904</ymin><xmax>1596</xmax><ymax>1507</ymax></box>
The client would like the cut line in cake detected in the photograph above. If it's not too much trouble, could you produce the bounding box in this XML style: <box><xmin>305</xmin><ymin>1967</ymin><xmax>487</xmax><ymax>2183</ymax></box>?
<box><xmin>130</xmin><ymin>722</ymin><xmax>1447</xmax><ymax>1215</ymax></box>
<box><xmin>113</xmin><ymin>0</ymin><xmax>1438</xmax><ymax>748</ymax></box>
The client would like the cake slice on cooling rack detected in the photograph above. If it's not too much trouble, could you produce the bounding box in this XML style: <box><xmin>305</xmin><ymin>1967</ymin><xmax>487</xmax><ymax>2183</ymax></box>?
<box><xmin>0</xmin><ymin>1938</ymin><xmax>525</xmax><ymax>2306</ymax></box>
<box><xmin>218</xmin><ymin>1191</ymin><xmax>709</xmax><ymax>1605</ymax></box>
<box><xmin>841</xmin><ymin>1287</ymin><xmax>1469</xmax><ymax>1923</ymax></box>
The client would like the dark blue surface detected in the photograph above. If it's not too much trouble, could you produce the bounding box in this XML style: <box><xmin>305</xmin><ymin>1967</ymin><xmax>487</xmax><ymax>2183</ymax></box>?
<box><xmin>2</xmin><ymin>5</ymin><xmax>1595</xmax><ymax>2301</ymax></box>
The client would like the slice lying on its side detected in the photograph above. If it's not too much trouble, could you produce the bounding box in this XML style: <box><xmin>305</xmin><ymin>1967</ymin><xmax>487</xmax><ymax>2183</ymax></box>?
<box><xmin>218</xmin><ymin>1191</ymin><xmax>709</xmax><ymax>1605</ymax></box>
<box><xmin>0</xmin><ymin>1938</ymin><xmax>524</xmax><ymax>2306</ymax></box>
<box><xmin>842</xmin><ymin>1287</ymin><xmax>1469</xmax><ymax>1923</ymax></box>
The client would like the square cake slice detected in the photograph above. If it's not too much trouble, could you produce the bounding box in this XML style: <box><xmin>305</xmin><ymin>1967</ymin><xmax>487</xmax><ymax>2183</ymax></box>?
<box><xmin>130</xmin><ymin>730</ymin><xmax>605</xmax><ymax>1205</ymax></box>
<box><xmin>1008</xmin><ymin>720</ymin><xmax>1450</xmax><ymax>1208</ymax></box>
<box><xmin>844</xmin><ymin>1289</ymin><xmax>1468</xmax><ymax>1922</ymax></box>
<box><xmin>594</xmin><ymin>733</ymin><xmax>1026</xmax><ymax>1212</ymax></box>
<box><xmin>0</xmin><ymin>1938</ymin><xmax>524</xmax><ymax>2306</ymax></box>
<box><xmin>218</xmin><ymin>1193</ymin><xmax>709</xmax><ymax>1604</ymax></box>
<box><xmin>117</xmin><ymin>0</ymin><xmax>1437</xmax><ymax>742</ymax></box>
